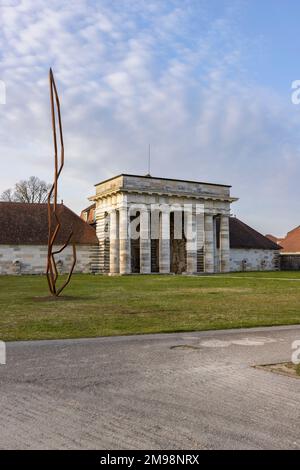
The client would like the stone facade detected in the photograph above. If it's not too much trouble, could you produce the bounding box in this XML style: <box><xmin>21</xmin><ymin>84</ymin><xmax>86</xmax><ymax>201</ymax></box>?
<box><xmin>229</xmin><ymin>248</ymin><xmax>279</xmax><ymax>272</ymax></box>
<box><xmin>0</xmin><ymin>244</ymin><xmax>98</xmax><ymax>275</ymax></box>
<box><xmin>0</xmin><ymin>178</ymin><xmax>279</xmax><ymax>276</ymax></box>
<box><xmin>90</xmin><ymin>174</ymin><xmax>237</xmax><ymax>275</ymax></box>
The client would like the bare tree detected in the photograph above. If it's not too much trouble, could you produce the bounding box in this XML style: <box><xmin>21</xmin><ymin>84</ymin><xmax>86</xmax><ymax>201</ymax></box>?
<box><xmin>0</xmin><ymin>176</ymin><xmax>52</xmax><ymax>203</ymax></box>
<box><xmin>0</xmin><ymin>188</ymin><xmax>14</xmax><ymax>201</ymax></box>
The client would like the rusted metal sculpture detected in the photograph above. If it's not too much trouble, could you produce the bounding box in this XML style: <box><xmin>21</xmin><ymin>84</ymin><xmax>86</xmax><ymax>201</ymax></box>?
<box><xmin>46</xmin><ymin>68</ymin><xmax>76</xmax><ymax>296</ymax></box>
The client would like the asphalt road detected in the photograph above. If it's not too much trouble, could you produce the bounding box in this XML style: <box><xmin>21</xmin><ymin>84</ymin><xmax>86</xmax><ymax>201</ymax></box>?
<box><xmin>1</xmin><ymin>325</ymin><xmax>300</xmax><ymax>450</ymax></box>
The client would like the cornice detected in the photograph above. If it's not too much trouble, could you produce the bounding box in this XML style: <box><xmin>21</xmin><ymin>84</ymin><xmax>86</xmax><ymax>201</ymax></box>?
<box><xmin>89</xmin><ymin>187</ymin><xmax>238</xmax><ymax>203</ymax></box>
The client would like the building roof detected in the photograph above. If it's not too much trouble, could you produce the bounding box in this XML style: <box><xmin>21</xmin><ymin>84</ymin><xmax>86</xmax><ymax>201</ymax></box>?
<box><xmin>80</xmin><ymin>203</ymin><xmax>96</xmax><ymax>225</ymax></box>
<box><xmin>265</xmin><ymin>233</ymin><xmax>280</xmax><ymax>244</ymax></box>
<box><xmin>267</xmin><ymin>226</ymin><xmax>300</xmax><ymax>253</ymax></box>
<box><xmin>0</xmin><ymin>202</ymin><xmax>98</xmax><ymax>245</ymax></box>
<box><xmin>91</xmin><ymin>173</ymin><xmax>236</xmax><ymax>204</ymax></box>
<box><xmin>94</xmin><ymin>173</ymin><xmax>232</xmax><ymax>188</ymax></box>
<box><xmin>1</xmin><ymin>201</ymin><xmax>277</xmax><ymax>251</ymax></box>
<box><xmin>227</xmin><ymin>218</ymin><xmax>280</xmax><ymax>250</ymax></box>
<box><xmin>81</xmin><ymin>203</ymin><xmax>96</xmax><ymax>214</ymax></box>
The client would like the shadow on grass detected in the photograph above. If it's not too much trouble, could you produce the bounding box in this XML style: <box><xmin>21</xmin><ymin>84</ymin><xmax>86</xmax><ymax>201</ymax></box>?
<box><xmin>31</xmin><ymin>295</ymin><xmax>93</xmax><ymax>302</ymax></box>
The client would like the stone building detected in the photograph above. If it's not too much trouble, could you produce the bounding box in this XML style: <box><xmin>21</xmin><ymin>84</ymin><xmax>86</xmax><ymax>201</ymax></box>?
<box><xmin>0</xmin><ymin>202</ymin><xmax>99</xmax><ymax>275</ymax></box>
<box><xmin>228</xmin><ymin>217</ymin><xmax>280</xmax><ymax>271</ymax></box>
<box><xmin>89</xmin><ymin>174</ymin><xmax>235</xmax><ymax>275</ymax></box>
<box><xmin>88</xmin><ymin>173</ymin><xmax>279</xmax><ymax>275</ymax></box>
<box><xmin>267</xmin><ymin>226</ymin><xmax>300</xmax><ymax>270</ymax></box>
<box><xmin>0</xmin><ymin>175</ymin><xmax>280</xmax><ymax>275</ymax></box>
<box><xmin>81</xmin><ymin>203</ymin><xmax>96</xmax><ymax>228</ymax></box>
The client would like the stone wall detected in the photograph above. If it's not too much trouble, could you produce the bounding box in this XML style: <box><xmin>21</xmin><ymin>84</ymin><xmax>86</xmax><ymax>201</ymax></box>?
<box><xmin>0</xmin><ymin>244</ymin><xmax>99</xmax><ymax>275</ymax></box>
<box><xmin>230</xmin><ymin>248</ymin><xmax>279</xmax><ymax>272</ymax></box>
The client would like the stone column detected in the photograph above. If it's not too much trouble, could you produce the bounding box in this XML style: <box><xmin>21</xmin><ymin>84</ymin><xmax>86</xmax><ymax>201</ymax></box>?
<box><xmin>109</xmin><ymin>209</ymin><xmax>119</xmax><ymax>274</ymax></box>
<box><xmin>140</xmin><ymin>207</ymin><xmax>151</xmax><ymax>273</ymax></box>
<box><xmin>186</xmin><ymin>206</ymin><xmax>197</xmax><ymax>274</ymax></box>
<box><xmin>213</xmin><ymin>216</ymin><xmax>218</xmax><ymax>272</ymax></box>
<box><xmin>219</xmin><ymin>215</ymin><xmax>230</xmax><ymax>272</ymax></box>
<box><xmin>119</xmin><ymin>206</ymin><xmax>131</xmax><ymax>274</ymax></box>
<box><xmin>204</xmin><ymin>214</ymin><xmax>214</xmax><ymax>273</ymax></box>
<box><xmin>159</xmin><ymin>209</ymin><xmax>170</xmax><ymax>273</ymax></box>
<box><xmin>95</xmin><ymin>204</ymin><xmax>109</xmax><ymax>273</ymax></box>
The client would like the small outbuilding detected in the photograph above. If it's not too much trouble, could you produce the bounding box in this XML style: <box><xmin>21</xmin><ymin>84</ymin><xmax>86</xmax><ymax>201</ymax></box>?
<box><xmin>227</xmin><ymin>217</ymin><xmax>280</xmax><ymax>271</ymax></box>
<box><xmin>266</xmin><ymin>226</ymin><xmax>300</xmax><ymax>270</ymax></box>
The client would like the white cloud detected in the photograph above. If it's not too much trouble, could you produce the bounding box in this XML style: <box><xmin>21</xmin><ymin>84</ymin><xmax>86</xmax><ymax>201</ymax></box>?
<box><xmin>0</xmin><ymin>0</ymin><xmax>300</xmax><ymax>235</ymax></box>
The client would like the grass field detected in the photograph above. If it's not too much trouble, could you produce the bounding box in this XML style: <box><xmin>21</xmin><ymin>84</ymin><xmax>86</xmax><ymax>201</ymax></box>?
<box><xmin>1</xmin><ymin>272</ymin><xmax>300</xmax><ymax>341</ymax></box>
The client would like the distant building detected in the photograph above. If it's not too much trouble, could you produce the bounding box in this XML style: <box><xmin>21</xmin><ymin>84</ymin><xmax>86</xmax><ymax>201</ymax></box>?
<box><xmin>0</xmin><ymin>202</ymin><xmax>99</xmax><ymax>275</ymax></box>
<box><xmin>266</xmin><ymin>227</ymin><xmax>300</xmax><ymax>270</ymax></box>
<box><xmin>80</xmin><ymin>204</ymin><xmax>96</xmax><ymax>228</ymax></box>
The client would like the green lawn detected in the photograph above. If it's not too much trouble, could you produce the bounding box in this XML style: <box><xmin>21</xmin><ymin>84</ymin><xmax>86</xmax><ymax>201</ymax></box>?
<box><xmin>1</xmin><ymin>272</ymin><xmax>300</xmax><ymax>341</ymax></box>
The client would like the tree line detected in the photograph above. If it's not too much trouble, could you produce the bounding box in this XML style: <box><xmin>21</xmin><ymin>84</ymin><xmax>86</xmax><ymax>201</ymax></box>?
<box><xmin>0</xmin><ymin>176</ymin><xmax>52</xmax><ymax>203</ymax></box>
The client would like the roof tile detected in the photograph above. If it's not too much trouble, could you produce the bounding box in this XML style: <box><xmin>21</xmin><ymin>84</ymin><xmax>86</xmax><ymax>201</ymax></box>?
<box><xmin>0</xmin><ymin>202</ymin><xmax>98</xmax><ymax>245</ymax></box>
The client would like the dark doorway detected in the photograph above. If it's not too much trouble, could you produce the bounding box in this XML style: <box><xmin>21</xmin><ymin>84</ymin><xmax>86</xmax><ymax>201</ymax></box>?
<box><xmin>130</xmin><ymin>212</ymin><xmax>140</xmax><ymax>273</ymax></box>
<box><xmin>170</xmin><ymin>212</ymin><xmax>186</xmax><ymax>274</ymax></box>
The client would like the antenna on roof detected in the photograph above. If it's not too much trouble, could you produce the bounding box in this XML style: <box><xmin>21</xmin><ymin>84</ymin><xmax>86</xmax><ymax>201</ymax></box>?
<box><xmin>145</xmin><ymin>144</ymin><xmax>151</xmax><ymax>177</ymax></box>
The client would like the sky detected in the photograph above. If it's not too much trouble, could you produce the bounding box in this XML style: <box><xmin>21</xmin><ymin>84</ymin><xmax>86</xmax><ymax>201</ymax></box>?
<box><xmin>1</xmin><ymin>0</ymin><xmax>300</xmax><ymax>236</ymax></box>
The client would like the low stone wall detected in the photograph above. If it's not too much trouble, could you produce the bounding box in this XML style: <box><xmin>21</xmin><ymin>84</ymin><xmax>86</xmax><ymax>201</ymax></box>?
<box><xmin>0</xmin><ymin>244</ymin><xmax>99</xmax><ymax>275</ymax></box>
<box><xmin>1</xmin><ymin>244</ymin><xmax>279</xmax><ymax>275</ymax></box>
<box><xmin>230</xmin><ymin>248</ymin><xmax>279</xmax><ymax>272</ymax></box>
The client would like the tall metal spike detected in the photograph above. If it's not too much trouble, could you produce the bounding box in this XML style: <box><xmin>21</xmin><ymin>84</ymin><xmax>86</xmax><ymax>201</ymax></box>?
<box><xmin>46</xmin><ymin>69</ymin><xmax>76</xmax><ymax>297</ymax></box>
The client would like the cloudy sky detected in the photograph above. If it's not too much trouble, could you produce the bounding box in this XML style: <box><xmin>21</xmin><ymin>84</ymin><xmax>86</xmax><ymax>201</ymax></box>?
<box><xmin>0</xmin><ymin>0</ymin><xmax>300</xmax><ymax>236</ymax></box>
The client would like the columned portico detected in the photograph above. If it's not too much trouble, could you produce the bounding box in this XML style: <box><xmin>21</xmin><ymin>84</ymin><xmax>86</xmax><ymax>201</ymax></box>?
<box><xmin>91</xmin><ymin>174</ymin><xmax>237</xmax><ymax>275</ymax></box>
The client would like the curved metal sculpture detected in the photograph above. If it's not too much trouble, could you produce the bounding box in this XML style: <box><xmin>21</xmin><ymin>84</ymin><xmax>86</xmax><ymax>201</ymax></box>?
<box><xmin>46</xmin><ymin>68</ymin><xmax>76</xmax><ymax>296</ymax></box>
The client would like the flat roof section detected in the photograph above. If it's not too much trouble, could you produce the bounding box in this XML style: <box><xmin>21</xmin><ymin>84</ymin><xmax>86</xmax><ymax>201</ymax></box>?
<box><xmin>94</xmin><ymin>173</ymin><xmax>232</xmax><ymax>188</ymax></box>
